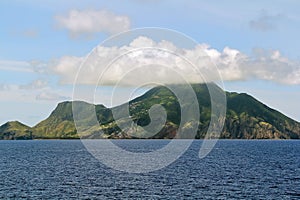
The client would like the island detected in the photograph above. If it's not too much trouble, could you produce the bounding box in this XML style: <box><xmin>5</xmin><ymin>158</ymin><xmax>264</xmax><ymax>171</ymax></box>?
<box><xmin>1</xmin><ymin>84</ymin><xmax>299</xmax><ymax>139</ymax></box>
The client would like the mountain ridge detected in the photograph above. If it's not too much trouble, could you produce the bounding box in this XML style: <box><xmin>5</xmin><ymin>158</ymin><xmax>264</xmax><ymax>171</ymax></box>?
<box><xmin>0</xmin><ymin>84</ymin><xmax>299</xmax><ymax>139</ymax></box>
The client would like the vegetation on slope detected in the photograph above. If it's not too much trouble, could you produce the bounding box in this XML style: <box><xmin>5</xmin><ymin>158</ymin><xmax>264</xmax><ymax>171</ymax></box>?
<box><xmin>1</xmin><ymin>84</ymin><xmax>299</xmax><ymax>139</ymax></box>
<box><xmin>0</xmin><ymin>121</ymin><xmax>32</xmax><ymax>140</ymax></box>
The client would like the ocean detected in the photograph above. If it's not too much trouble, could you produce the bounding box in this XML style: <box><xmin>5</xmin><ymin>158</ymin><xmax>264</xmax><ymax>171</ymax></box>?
<box><xmin>0</xmin><ymin>140</ymin><xmax>299</xmax><ymax>199</ymax></box>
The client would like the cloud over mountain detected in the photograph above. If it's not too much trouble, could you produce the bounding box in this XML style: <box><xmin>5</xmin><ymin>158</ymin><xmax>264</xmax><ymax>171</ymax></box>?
<box><xmin>51</xmin><ymin>37</ymin><xmax>300</xmax><ymax>86</ymax></box>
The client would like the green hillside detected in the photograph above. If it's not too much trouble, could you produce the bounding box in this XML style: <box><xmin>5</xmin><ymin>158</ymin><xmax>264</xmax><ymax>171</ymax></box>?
<box><xmin>0</xmin><ymin>121</ymin><xmax>32</xmax><ymax>140</ymax></box>
<box><xmin>1</xmin><ymin>83</ymin><xmax>299</xmax><ymax>139</ymax></box>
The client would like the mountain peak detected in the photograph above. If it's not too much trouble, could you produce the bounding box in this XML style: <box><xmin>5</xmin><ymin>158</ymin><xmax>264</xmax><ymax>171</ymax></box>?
<box><xmin>0</xmin><ymin>84</ymin><xmax>299</xmax><ymax>139</ymax></box>
<box><xmin>1</xmin><ymin>120</ymin><xmax>30</xmax><ymax>128</ymax></box>
<box><xmin>0</xmin><ymin>121</ymin><xmax>31</xmax><ymax>140</ymax></box>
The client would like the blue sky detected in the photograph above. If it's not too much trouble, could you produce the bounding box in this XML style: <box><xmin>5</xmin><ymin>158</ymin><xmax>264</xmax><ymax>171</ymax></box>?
<box><xmin>0</xmin><ymin>0</ymin><xmax>300</xmax><ymax>126</ymax></box>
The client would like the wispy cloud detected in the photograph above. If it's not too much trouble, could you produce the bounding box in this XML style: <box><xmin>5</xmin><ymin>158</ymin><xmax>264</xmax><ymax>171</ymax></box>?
<box><xmin>19</xmin><ymin>79</ymin><xmax>48</xmax><ymax>90</ymax></box>
<box><xmin>20</xmin><ymin>29</ymin><xmax>39</xmax><ymax>38</ymax></box>
<box><xmin>0</xmin><ymin>60</ymin><xmax>49</xmax><ymax>75</ymax></box>
<box><xmin>51</xmin><ymin>36</ymin><xmax>300</xmax><ymax>86</ymax></box>
<box><xmin>0</xmin><ymin>82</ymin><xmax>69</xmax><ymax>102</ymax></box>
<box><xmin>0</xmin><ymin>84</ymin><xmax>19</xmax><ymax>91</ymax></box>
<box><xmin>249</xmin><ymin>10</ymin><xmax>284</xmax><ymax>32</ymax></box>
<box><xmin>0</xmin><ymin>60</ymin><xmax>34</xmax><ymax>73</ymax></box>
<box><xmin>36</xmin><ymin>91</ymin><xmax>70</xmax><ymax>101</ymax></box>
<box><xmin>54</xmin><ymin>9</ymin><xmax>131</xmax><ymax>38</ymax></box>
<box><xmin>11</xmin><ymin>28</ymin><xmax>39</xmax><ymax>38</ymax></box>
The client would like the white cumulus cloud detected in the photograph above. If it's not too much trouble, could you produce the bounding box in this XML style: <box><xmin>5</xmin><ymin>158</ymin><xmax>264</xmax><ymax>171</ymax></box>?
<box><xmin>51</xmin><ymin>56</ymin><xmax>84</xmax><ymax>84</ymax></box>
<box><xmin>50</xmin><ymin>36</ymin><xmax>300</xmax><ymax>86</ymax></box>
<box><xmin>55</xmin><ymin>9</ymin><xmax>131</xmax><ymax>37</ymax></box>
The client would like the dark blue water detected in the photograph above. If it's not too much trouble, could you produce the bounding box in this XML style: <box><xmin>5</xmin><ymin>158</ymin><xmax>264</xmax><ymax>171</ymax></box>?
<box><xmin>0</xmin><ymin>140</ymin><xmax>299</xmax><ymax>199</ymax></box>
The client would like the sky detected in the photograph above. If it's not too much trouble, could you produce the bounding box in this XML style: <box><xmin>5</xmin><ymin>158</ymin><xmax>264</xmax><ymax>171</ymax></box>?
<box><xmin>0</xmin><ymin>0</ymin><xmax>300</xmax><ymax>126</ymax></box>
